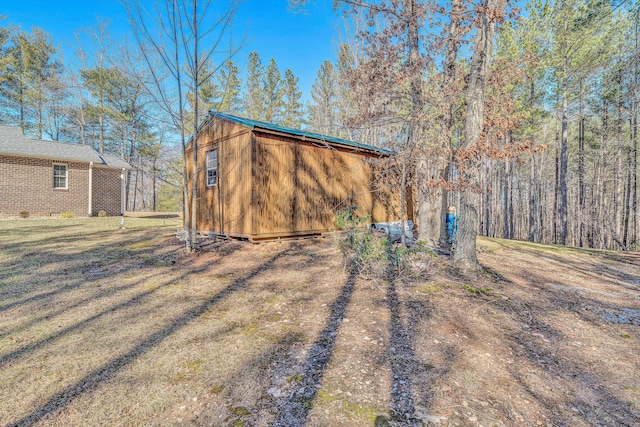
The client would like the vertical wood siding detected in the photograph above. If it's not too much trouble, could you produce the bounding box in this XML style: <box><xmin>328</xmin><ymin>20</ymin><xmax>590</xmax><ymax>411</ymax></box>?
<box><xmin>252</xmin><ymin>132</ymin><xmax>406</xmax><ymax>236</ymax></box>
<box><xmin>187</xmin><ymin>117</ymin><xmax>410</xmax><ymax>239</ymax></box>
<box><xmin>186</xmin><ymin>119</ymin><xmax>252</xmax><ymax>235</ymax></box>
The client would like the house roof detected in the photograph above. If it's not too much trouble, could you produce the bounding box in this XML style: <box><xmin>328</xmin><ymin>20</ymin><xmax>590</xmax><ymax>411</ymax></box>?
<box><xmin>208</xmin><ymin>112</ymin><xmax>393</xmax><ymax>155</ymax></box>
<box><xmin>0</xmin><ymin>125</ymin><xmax>132</xmax><ymax>169</ymax></box>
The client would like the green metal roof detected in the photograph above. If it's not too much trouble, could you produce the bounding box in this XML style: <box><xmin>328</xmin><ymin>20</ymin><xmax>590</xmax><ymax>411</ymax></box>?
<box><xmin>209</xmin><ymin>112</ymin><xmax>392</xmax><ymax>155</ymax></box>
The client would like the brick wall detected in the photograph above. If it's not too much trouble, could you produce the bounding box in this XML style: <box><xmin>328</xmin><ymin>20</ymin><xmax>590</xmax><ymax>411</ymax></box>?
<box><xmin>92</xmin><ymin>167</ymin><xmax>122</xmax><ymax>216</ymax></box>
<box><xmin>0</xmin><ymin>155</ymin><xmax>89</xmax><ymax>216</ymax></box>
<box><xmin>0</xmin><ymin>155</ymin><xmax>124</xmax><ymax>217</ymax></box>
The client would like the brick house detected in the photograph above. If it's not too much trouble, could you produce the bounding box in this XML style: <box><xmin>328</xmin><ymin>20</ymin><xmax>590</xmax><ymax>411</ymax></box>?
<box><xmin>0</xmin><ymin>125</ymin><xmax>132</xmax><ymax>217</ymax></box>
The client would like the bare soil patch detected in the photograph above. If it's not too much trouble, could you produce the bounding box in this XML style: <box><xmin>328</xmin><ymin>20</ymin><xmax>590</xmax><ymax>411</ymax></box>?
<box><xmin>0</xmin><ymin>219</ymin><xmax>638</xmax><ymax>426</ymax></box>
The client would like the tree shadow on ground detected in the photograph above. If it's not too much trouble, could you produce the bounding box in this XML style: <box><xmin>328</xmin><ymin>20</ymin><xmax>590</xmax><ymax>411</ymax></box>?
<box><xmin>485</xmin><ymin>239</ymin><xmax>640</xmax><ymax>293</ymax></box>
<box><xmin>0</xmin><ymin>230</ymin><xmax>187</xmax><ymax>315</ymax></box>
<box><xmin>479</xmin><ymin>261</ymin><xmax>640</xmax><ymax>426</ymax></box>
<box><xmin>272</xmin><ymin>268</ymin><xmax>357</xmax><ymax>426</ymax></box>
<box><xmin>385</xmin><ymin>279</ymin><xmax>419</xmax><ymax>424</ymax></box>
<box><xmin>381</xmin><ymin>260</ymin><xmax>453</xmax><ymax>427</ymax></box>
<box><xmin>5</xmin><ymin>247</ymin><xmax>289</xmax><ymax>427</ymax></box>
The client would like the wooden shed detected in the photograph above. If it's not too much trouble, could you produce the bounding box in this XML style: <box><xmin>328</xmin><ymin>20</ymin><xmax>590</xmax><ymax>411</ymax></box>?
<box><xmin>185</xmin><ymin>112</ymin><xmax>411</xmax><ymax>241</ymax></box>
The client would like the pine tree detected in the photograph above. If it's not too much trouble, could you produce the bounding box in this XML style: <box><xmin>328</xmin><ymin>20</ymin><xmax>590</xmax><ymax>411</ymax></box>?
<box><xmin>282</xmin><ymin>69</ymin><xmax>303</xmax><ymax>129</ymax></box>
<box><xmin>1</xmin><ymin>26</ymin><xmax>61</xmax><ymax>138</ymax></box>
<box><xmin>244</xmin><ymin>51</ymin><xmax>265</xmax><ymax>120</ymax></box>
<box><xmin>451</xmin><ymin>0</ymin><xmax>506</xmax><ymax>270</ymax></box>
<box><xmin>0</xmin><ymin>20</ymin><xmax>10</xmax><ymax>84</ymax></box>
<box><xmin>309</xmin><ymin>59</ymin><xmax>337</xmax><ymax>135</ymax></box>
<box><xmin>263</xmin><ymin>58</ymin><xmax>284</xmax><ymax>123</ymax></box>
<box><xmin>213</xmin><ymin>59</ymin><xmax>242</xmax><ymax>114</ymax></box>
<box><xmin>334</xmin><ymin>44</ymin><xmax>356</xmax><ymax>139</ymax></box>
<box><xmin>185</xmin><ymin>59</ymin><xmax>221</xmax><ymax>120</ymax></box>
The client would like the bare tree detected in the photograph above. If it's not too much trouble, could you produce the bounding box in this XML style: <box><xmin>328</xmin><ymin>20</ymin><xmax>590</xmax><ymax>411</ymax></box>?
<box><xmin>125</xmin><ymin>0</ymin><xmax>240</xmax><ymax>250</ymax></box>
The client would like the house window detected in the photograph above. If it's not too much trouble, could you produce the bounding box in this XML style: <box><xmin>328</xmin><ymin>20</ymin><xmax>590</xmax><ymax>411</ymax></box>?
<box><xmin>206</xmin><ymin>150</ymin><xmax>218</xmax><ymax>186</ymax></box>
<box><xmin>53</xmin><ymin>164</ymin><xmax>68</xmax><ymax>189</ymax></box>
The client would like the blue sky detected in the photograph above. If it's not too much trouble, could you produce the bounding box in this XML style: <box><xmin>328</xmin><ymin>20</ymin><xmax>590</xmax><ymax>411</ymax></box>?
<box><xmin>1</xmin><ymin>0</ymin><xmax>342</xmax><ymax>100</ymax></box>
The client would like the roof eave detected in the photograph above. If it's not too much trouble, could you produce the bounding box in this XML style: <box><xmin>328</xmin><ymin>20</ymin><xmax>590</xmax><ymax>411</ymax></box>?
<box><xmin>252</xmin><ymin>126</ymin><xmax>391</xmax><ymax>156</ymax></box>
<box><xmin>208</xmin><ymin>112</ymin><xmax>392</xmax><ymax>156</ymax></box>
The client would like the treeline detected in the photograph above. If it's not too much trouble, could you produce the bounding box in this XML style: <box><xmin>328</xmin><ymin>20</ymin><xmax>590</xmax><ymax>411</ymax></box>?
<box><xmin>0</xmin><ymin>21</ymin><xmax>172</xmax><ymax>211</ymax></box>
<box><xmin>0</xmin><ymin>17</ymin><xmax>350</xmax><ymax>212</ymax></box>
<box><xmin>4</xmin><ymin>0</ymin><xmax>639</xmax><ymax>253</ymax></box>
<box><xmin>289</xmin><ymin>0</ymin><xmax>640</xmax><ymax>252</ymax></box>
<box><xmin>488</xmin><ymin>0</ymin><xmax>640</xmax><ymax>251</ymax></box>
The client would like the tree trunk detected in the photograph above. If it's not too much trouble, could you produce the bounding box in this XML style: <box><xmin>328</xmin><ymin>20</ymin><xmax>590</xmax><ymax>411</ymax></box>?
<box><xmin>559</xmin><ymin>57</ymin><xmax>569</xmax><ymax>246</ymax></box>
<box><xmin>190</xmin><ymin>0</ymin><xmax>199</xmax><ymax>249</ymax></box>
<box><xmin>405</xmin><ymin>0</ymin><xmax>432</xmax><ymax>245</ymax></box>
<box><xmin>624</xmin><ymin>145</ymin><xmax>633</xmax><ymax>246</ymax></box>
<box><xmin>400</xmin><ymin>153</ymin><xmax>407</xmax><ymax>246</ymax></box>
<box><xmin>153</xmin><ymin>160</ymin><xmax>157</xmax><ymax>212</ymax></box>
<box><xmin>484</xmin><ymin>157</ymin><xmax>491</xmax><ymax>237</ymax></box>
<box><xmin>554</xmin><ymin>110</ymin><xmax>559</xmax><ymax>244</ymax></box>
<box><xmin>438</xmin><ymin>0</ymin><xmax>463</xmax><ymax>247</ymax></box>
<box><xmin>601</xmin><ymin>80</ymin><xmax>609</xmax><ymax>248</ymax></box>
<box><xmin>633</xmin><ymin>16</ymin><xmax>639</xmax><ymax>246</ymax></box>
<box><xmin>503</xmin><ymin>157</ymin><xmax>510</xmax><ymax>239</ymax></box>
<box><xmin>528</xmin><ymin>153</ymin><xmax>537</xmax><ymax>241</ymax></box>
<box><xmin>578</xmin><ymin>79</ymin><xmax>585</xmax><ymax>247</ymax></box>
<box><xmin>452</xmin><ymin>0</ymin><xmax>501</xmax><ymax>271</ymax></box>
<box><xmin>509</xmin><ymin>156</ymin><xmax>515</xmax><ymax>239</ymax></box>
<box><xmin>615</xmin><ymin>68</ymin><xmax>623</xmax><ymax>242</ymax></box>
<box><xmin>418</xmin><ymin>0</ymin><xmax>462</xmax><ymax>246</ymax></box>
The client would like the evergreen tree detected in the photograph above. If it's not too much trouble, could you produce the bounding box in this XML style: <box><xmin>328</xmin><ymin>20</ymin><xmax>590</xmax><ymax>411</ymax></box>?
<box><xmin>282</xmin><ymin>68</ymin><xmax>303</xmax><ymax>128</ymax></box>
<box><xmin>309</xmin><ymin>59</ymin><xmax>337</xmax><ymax>135</ymax></box>
<box><xmin>1</xmin><ymin>26</ymin><xmax>61</xmax><ymax>138</ymax></box>
<box><xmin>76</xmin><ymin>21</ymin><xmax>113</xmax><ymax>154</ymax></box>
<box><xmin>185</xmin><ymin>59</ymin><xmax>220</xmax><ymax>122</ymax></box>
<box><xmin>80</xmin><ymin>66</ymin><xmax>119</xmax><ymax>152</ymax></box>
<box><xmin>263</xmin><ymin>58</ymin><xmax>284</xmax><ymax>123</ymax></box>
<box><xmin>244</xmin><ymin>51</ymin><xmax>265</xmax><ymax>120</ymax></box>
<box><xmin>212</xmin><ymin>59</ymin><xmax>242</xmax><ymax>114</ymax></box>
<box><xmin>334</xmin><ymin>44</ymin><xmax>356</xmax><ymax>140</ymax></box>
<box><xmin>0</xmin><ymin>21</ymin><xmax>14</xmax><ymax>98</ymax></box>
<box><xmin>42</xmin><ymin>69</ymin><xmax>70</xmax><ymax>141</ymax></box>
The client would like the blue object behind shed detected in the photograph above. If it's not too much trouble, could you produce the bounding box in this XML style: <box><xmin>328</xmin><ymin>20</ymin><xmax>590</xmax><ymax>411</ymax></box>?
<box><xmin>446</xmin><ymin>207</ymin><xmax>458</xmax><ymax>243</ymax></box>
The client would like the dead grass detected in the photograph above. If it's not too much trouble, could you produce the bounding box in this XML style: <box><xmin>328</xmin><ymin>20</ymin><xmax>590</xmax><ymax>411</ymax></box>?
<box><xmin>0</xmin><ymin>220</ymin><xmax>639</xmax><ymax>426</ymax></box>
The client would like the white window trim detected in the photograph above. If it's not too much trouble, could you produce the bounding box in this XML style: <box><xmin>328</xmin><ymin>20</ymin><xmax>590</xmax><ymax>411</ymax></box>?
<box><xmin>206</xmin><ymin>150</ymin><xmax>218</xmax><ymax>187</ymax></box>
<box><xmin>53</xmin><ymin>163</ymin><xmax>68</xmax><ymax>189</ymax></box>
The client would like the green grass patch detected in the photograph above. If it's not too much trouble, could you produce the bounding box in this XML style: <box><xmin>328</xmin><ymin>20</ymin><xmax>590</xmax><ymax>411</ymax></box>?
<box><xmin>287</xmin><ymin>374</ymin><xmax>303</xmax><ymax>384</ymax></box>
<box><xmin>479</xmin><ymin>237</ymin><xmax>617</xmax><ymax>259</ymax></box>
<box><xmin>463</xmin><ymin>285</ymin><xmax>493</xmax><ymax>296</ymax></box>
<box><xmin>229</xmin><ymin>406</ymin><xmax>250</xmax><ymax>417</ymax></box>
<box><xmin>343</xmin><ymin>400</ymin><xmax>379</xmax><ymax>421</ymax></box>
<box><xmin>416</xmin><ymin>282</ymin><xmax>443</xmax><ymax>294</ymax></box>
<box><xmin>128</xmin><ymin>241</ymin><xmax>155</xmax><ymax>250</ymax></box>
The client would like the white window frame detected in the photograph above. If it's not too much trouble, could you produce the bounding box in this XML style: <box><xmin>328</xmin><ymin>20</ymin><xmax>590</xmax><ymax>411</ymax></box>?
<box><xmin>206</xmin><ymin>150</ymin><xmax>218</xmax><ymax>186</ymax></box>
<box><xmin>53</xmin><ymin>163</ymin><xmax>68</xmax><ymax>189</ymax></box>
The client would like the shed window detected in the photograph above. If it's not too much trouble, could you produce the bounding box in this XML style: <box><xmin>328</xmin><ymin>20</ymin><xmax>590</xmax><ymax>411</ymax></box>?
<box><xmin>206</xmin><ymin>150</ymin><xmax>218</xmax><ymax>186</ymax></box>
<box><xmin>53</xmin><ymin>164</ymin><xmax>68</xmax><ymax>189</ymax></box>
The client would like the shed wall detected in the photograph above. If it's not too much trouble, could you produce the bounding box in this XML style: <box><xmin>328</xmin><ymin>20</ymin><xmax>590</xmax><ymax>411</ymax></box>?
<box><xmin>187</xmin><ymin>119</ymin><xmax>252</xmax><ymax>235</ymax></box>
<box><xmin>252</xmin><ymin>132</ymin><xmax>405</xmax><ymax>236</ymax></box>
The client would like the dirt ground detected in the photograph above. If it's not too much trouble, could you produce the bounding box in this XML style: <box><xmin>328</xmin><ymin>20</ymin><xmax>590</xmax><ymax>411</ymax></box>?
<box><xmin>0</xmin><ymin>218</ymin><xmax>639</xmax><ymax>426</ymax></box>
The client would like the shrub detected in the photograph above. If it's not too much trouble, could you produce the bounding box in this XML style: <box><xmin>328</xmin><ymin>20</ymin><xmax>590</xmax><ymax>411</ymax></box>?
<box><xmin>333</xmin><ymin>206</ymin><xmax>436</xmax><ymax>280</ymax></box>
<box><xmin>333</xmin><ymin>206</ymin><xmax>389</xmax><ymax>277</ymax></box>
<box><xmin>19</xmin><ymin>210</ymin><xmax>29</xmax><ymax>219</ymax></box>
<box><xmin>60</xmin><ymin>212</ymin><xmax>75</xmax><ymax>218</ymax></box>
<box><xmin>97</xmin><ymin>210</ymin><xmax>108</xmax><ymax>217</ymax></box>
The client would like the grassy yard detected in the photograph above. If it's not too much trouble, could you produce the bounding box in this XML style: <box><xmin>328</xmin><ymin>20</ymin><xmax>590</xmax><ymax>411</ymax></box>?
<box><xmin>1</xmin><ymin>218</ymin><xmax>639</xmax><ymax>426</ymax></box>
